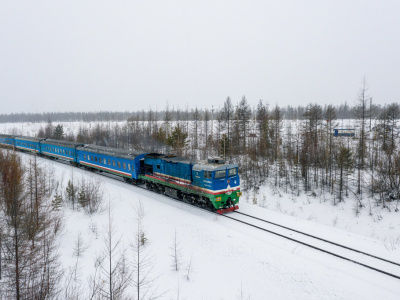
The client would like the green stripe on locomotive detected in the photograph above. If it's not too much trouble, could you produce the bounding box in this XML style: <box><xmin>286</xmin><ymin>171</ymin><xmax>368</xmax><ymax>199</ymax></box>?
<box><xmin>208</xmin><ymin>191</ymin><xmax>240</xmax><ymax>209</ymax></box>
<box><xmin>139</xmin><ymin>174</ymin><xmax>241</xmax><ymax>210</ymax></box>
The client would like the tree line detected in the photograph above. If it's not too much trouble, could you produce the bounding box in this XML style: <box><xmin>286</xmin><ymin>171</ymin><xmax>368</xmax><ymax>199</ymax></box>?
<box><xmin>26</xmin><ymin>92</ymin><xmax>399</xmax><ymax>212</ymax></box>
<box><xmin>0</xmin><ymin>101</ymin><xmax>389</xmax><ymax>123</ymax></box>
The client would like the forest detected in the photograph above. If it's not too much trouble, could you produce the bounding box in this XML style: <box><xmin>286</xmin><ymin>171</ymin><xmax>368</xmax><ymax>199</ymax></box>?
<box><xmin>2</xmin><ymin>88</ymin><xmax>400</xmax><ymax>211</ymax></box>
<box><xmin>1</xmin><ymin>86</ymin><xmax>400</xmax><ymax>298</ymax></box>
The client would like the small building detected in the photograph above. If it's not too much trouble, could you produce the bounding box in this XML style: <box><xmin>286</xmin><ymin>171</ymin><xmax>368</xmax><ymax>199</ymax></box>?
<box><xmin>332</xmin><ymin>129</ymin><xmax>355</xmax><ymax>137</ymax></box>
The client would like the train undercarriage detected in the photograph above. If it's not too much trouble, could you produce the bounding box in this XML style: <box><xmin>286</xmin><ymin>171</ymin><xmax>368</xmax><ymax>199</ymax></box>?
<box><xmin>143</xmin><ymin>180</ymin><xmax>238</xmax><ymax>214</ymax></box>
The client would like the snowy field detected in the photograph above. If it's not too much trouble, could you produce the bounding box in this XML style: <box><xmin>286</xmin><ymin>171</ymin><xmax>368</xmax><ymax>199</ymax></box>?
<box><xmin>15</xmin><ymin>152</ymin><xmax>400</xmax><ymax>299</ymax></box>
<box><xmin>3</xmin><ymin>121</ymin><xmax>400</xmax><ymax>298</ymax></box>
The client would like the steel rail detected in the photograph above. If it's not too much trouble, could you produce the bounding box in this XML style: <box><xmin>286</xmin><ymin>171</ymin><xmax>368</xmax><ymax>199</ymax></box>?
<box><xmin>221</xmin><ymin>213</ymin><xmax>400</xmax><ymax>280</ymax></box>
<box><xmin>234</xmin><ymin>211</ymin><xmax>400</xmax><ymax>267</ymax></box>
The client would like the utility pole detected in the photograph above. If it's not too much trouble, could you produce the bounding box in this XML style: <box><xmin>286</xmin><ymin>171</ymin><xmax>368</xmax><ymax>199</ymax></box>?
<box><xmin>211</xmin><ymin>106</ymin><xmax>214</xmax><ymax>156</ymax></box>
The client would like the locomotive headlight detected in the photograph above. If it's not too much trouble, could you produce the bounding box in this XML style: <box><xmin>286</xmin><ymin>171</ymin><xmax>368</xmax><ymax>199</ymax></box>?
<box><xmin>216</xmin><ymin>197</ymin><xmax>221</xmax><ymax>202</ymax></box>
<box><xmin>237</xmin><ymin>192</ymin><xmax>242</xmax><ymax>197</ymax></box>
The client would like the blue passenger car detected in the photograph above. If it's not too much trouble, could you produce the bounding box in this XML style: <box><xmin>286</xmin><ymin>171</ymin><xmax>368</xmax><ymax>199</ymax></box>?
<box><xmin>0</xmin><ymin>134</ymin><xmax>15</xmax><ymax>148</ymax></box>
<box><xmin>14</xmin><ymin>136</ymin><xmax>43</xmax><ymax>153</ymax></box>
<box><xmin>40</xmin><ymin>139</ymin><xmax>83</xmax><ymax>163</ymax></box>
<box><xmin>76</xmin><ymin>144</ymin><xmax>146</xmax><ymax>180</ymax></box>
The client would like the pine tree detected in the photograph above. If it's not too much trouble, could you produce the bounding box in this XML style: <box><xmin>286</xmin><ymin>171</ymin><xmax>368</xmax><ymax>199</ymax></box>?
<box><xmin>166</xmin><ymin>124</ymin><xmax>188</xmax><ymax>156</ymax></box>
<box><xmin>78</xmin><ymin>187</ymin><xmax>86</xmax><ymax>208</ymax></box>
<box><xmin>335</xmin><ymin>146</ymin><xmax>353</xmax><ymax>203</ymax></box>
<box><xmin>52</xmin><ymin>192</ymin><xmax>63</xmax><ymax>211</ymax></box>
<box><xmin>53</xmin><ymin>124</ymin><xmax>64</xmax><ymax>140</ymax></box>
<box><xmin>65</xmin><ymin>179</ymin><xmax>76</xmax><ymax>210</ymax></box>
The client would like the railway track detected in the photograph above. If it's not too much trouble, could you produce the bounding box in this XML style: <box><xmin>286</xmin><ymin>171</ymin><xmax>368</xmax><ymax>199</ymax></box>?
<box><xmin>220</xmin><ymin>211</ymin><xmax>400</xmax><ymax>280</ymax></box>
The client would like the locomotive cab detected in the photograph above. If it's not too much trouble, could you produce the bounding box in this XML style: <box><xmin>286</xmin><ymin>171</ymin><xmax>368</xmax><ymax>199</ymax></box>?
<box><xmin>192</xmin><ymin>159</ymin><xmax>241</xmax><ymax>212</ymax></box>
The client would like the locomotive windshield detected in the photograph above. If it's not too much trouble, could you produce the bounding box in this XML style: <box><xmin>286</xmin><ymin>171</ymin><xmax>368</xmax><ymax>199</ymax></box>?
<box><xmin>215</xmin><ymin>170</ymin><xmax>226</xmax><ymax>178</ymax></box>
<box><xmin>228</xmin><ymin>168</ymin><xmax>237</xmax><ymax>176</ymax></box>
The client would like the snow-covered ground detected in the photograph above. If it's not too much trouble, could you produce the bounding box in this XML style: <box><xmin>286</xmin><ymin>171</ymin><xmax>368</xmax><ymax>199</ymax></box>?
<box><xmin>17</xmin><ymin>153</ymin><xmax>400</xmax><ymax>299</ymax></box>
<box><xmin>0</xmin><ymin>121</ymin><xmax>127</xmax><ymax>137</ymax></box>
<box><xmin>241</xmin><ymin>187</ymin><xmax>400</xmax><ymax>254</ymax></box>
<box><xmin>3</xmin><ymin>121</ymin><xmax>400</xmax><ymax>298</ymax></box>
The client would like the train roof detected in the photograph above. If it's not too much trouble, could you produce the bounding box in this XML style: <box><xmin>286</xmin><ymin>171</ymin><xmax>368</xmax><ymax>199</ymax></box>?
<box><xmin>42</xmin><ymin>139</ymin><xmax>83</xmax><ymax>148</ymax></box>
<box><xmin>145</xmin><ymin>153</ymin><xmax>195</xmax><ymax>165</ymax></box>
<box><xmin>192</xmin><ymin>162</ymin><xmax>238</xmax><ymax>172</ymax></box>
<box><xmin>0</xmin><ymin>134</ymin><xmax>15</xmax><ymax>138</ymax></box>
<box><xmin>15</xmin><ymin>135</ymin><xmax>43</xmax><ymax>142</ymax></box>
<box><xmin>77</xmin><ymin>144</ymin><xmax>145</xmax><ymax>159</ymax></box>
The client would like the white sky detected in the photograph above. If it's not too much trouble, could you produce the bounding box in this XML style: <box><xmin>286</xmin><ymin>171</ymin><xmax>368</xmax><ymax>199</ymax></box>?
<box><xmin>1</xmin><ymin>1</ymin><xmax>399</xmax><ymax>113</ymax></box>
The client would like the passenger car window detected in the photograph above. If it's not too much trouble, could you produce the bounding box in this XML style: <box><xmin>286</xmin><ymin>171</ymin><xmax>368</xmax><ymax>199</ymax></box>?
<box><xmin>228</xmin><ymin>168</ymin><xmax>237</xmax><ymax>176</ymax></box>
<box><xmin>123</xmin><ymin>163</ymin><xmax>126</xmax><ymax>169</ymax></box>
<box><xmin>215</xmin><ymin>170</ymin><xmax>226</xmax><ymax>178</ymax></box>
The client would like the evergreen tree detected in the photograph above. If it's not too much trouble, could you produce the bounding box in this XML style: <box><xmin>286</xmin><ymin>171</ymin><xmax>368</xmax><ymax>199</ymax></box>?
<box><xmin>166</xmin><ymin>124</ymin><xmax>188</xmax><ymax>156</ymax></box>
<box><xmin>66</xmin><ymin>180</ymin><xmax>76</xmax><ymax>210</ymax></box>
<box><xmin>53</xmin><ymin>124</ymin><xmax>64</xmax><ymax>140</ymax></box>
<box><xmin>335</xmin><ymin>146</ymin><xmax>353</xmax><ymax>203</ymax></box>
<box><xmin>52</xmin><ymin>192</ymin><xmax>63</xmax><ymax>211</ymax></box>
<box><xmin>78</xmin><ymin>187</ymin><xmax>87</xmax><ymax>208</ymax></box>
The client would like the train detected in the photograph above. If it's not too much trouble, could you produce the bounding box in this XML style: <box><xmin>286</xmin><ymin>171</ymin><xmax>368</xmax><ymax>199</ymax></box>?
<box><xmin>0</xmin><ymin>134</ymin><xmax>241</xmax><ymax>213</ymax></box>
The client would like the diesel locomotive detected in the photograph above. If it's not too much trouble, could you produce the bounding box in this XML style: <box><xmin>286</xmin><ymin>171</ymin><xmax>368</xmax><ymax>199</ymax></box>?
<box><xmin>0</xmin><ymin>134</ymin><xmax>240</xmax><ymax>213</ymax></box>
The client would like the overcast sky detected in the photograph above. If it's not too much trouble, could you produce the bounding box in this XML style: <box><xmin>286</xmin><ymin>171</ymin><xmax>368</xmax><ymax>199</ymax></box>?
<box><xmin>1</xmin><ymin>1</ymin><xmax>399</xmax><ymax>114</ymax></box>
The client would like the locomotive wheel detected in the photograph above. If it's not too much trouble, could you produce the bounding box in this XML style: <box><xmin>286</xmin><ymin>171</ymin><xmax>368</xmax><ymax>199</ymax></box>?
<box><xmin>182</xmin><ymin>194</ymin><xmax>190</xmax><ymax>203</ymax></box>
<box><xmin>146</xmin><ymin>182</ymin><xmax>152</xmax><ymax>191</ymax></box>
<box><xmin>156</xmin><ymin>185</ymin><xmax>164</xmax><ymax>194</ymax></box>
